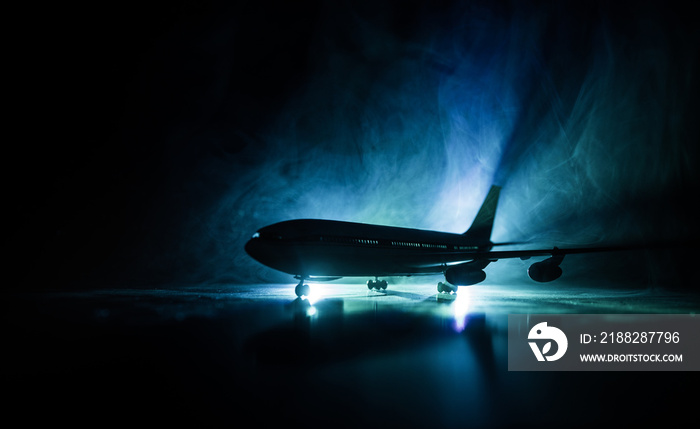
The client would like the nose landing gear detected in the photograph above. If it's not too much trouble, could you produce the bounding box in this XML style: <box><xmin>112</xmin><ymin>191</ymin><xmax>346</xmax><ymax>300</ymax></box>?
<box><xmin>294</xmin><ymin>278</ymin><xmax>310</xmax><ymax>298</ymax></box>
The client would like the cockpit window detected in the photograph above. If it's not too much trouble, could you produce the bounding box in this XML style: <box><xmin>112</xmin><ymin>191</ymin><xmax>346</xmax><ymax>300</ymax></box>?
<box><xmin>251</xmin><ymin>232</ymin><xmax>260</xmax><ymax>239</ymax></box>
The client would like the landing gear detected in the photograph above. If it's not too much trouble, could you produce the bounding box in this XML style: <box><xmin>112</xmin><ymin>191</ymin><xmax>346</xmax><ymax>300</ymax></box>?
<box><xmin>437</xmin><ymin>281</ymin><xmax>458</xmax><ymax>294</ymax></box>
<box><xmin>295</xmin><ymin>279</ymin><xmax>310</xmax><ymax>298</ymax></box>
<box><xmin>367</xmin><ymin>278</ymin><xmax>388</xmax><ymax>291</ymax></box>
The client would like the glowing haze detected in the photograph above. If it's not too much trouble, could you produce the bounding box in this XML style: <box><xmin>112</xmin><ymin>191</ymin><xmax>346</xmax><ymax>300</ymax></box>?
<box><xmin>207</xmin><ymin>2</ymin><xmax>697</xmax><ymax>285</ymax></box>
<box><xmin>32</xmin><ymin>1</ymin><xmax>697</xmax><ymax>289</ymax></box>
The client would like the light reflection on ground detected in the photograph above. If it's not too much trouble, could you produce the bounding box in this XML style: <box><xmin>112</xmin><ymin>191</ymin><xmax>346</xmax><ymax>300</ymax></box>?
<box><xmin>4</xmin><ymin>281</ymin><xmax>699</xmax><ymax>426</ymax></box>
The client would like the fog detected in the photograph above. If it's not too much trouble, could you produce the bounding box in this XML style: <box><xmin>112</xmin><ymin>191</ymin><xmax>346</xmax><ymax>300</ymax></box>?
<box><xmin>20</xmin><ymin>1</ymin><xmax>699</xmax><ymax>289</ymax></box>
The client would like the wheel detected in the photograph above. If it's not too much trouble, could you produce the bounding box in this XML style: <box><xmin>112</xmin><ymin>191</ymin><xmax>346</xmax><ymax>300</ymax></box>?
<box><xmin>440</xmin><ymin>282</ymin><xmax>454</xmax><ymax>293</ymax></box>
<box><xmin>367</xmin><ymin>280</ymin><xmax>375</xmax><ymax>290</ymax></box>
<box><xmin>380</xmin><ymin>280</ymin><xmax>387</xmax><ymax>290</ymax></box>
<box><xmin>295</xmin><ymin>283</ymin><xmax>311</xmax><ymax>297</ymax></box>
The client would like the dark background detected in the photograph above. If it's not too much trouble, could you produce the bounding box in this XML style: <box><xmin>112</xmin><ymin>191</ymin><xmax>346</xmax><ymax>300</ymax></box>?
<box><xmin>5</xmin><ymin>1</ymin><xmax>700</xmax><ymax>426</ymax></box>
<box><xmin>10</xmin><ymin>0</ymin><xmax>699</xmax><ymax>290</ymax></box>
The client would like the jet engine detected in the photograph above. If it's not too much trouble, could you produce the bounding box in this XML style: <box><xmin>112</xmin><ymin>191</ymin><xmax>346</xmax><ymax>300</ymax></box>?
<box><xmin>528</xmin><ymin>254</ymin><xmax>565</xmax><ymax>282</ymax></box>
<box><xmin>445</xmin><ymin>265</ymin><xmax>487</xmax><ymax>286</ymax></box>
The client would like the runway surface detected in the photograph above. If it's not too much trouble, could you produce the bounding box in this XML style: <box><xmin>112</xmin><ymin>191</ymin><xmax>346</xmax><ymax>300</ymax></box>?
<box><xmin>4</xmin><ymin>281</ymin><xmax>699</xmax><ymax>427</ymax></box>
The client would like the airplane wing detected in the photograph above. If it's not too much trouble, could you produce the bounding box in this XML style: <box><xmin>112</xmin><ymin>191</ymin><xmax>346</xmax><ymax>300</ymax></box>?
<box><xmin>481</xmin><ymin>244</ymin><xmax>635</xmax><ymax>260</ymax></box>
<box><xmin>483</xmin><ymin>239</ymin><xmax>689</xmax><ymax>261</ymax></box>
<box><xmin>406</xmin><ymin>240</ymin><xmax>687</xmax><ymax>280</ymax></box>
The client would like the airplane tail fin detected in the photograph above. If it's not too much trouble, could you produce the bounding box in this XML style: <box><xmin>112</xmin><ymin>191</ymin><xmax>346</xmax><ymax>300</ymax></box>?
<box><xmin>462</xmin><ymin>185</ymin><xmax>501</xmax><ymax>244</ymax></box>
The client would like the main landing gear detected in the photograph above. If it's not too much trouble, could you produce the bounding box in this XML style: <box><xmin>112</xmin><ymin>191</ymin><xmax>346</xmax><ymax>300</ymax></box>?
<box><xmin>367</xmin><ymin>278</ymin><xmax>388</xmax><ymax>291</ymax></box>
<box><xmin>437</xmin><ymin>281</ymin><xmax>458</xmax><ymax>294</ymax></box>
<box><xmin>295</xmin><ymin>278</ymin><xmax>310</xmax><ymax>298</ymax></box>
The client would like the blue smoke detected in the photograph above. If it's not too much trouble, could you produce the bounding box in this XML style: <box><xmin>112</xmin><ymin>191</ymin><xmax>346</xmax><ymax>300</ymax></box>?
<box><xmin>44</xmin><ymin>1</ymin><xmax>697</xmax><ymax>288</ymax></box>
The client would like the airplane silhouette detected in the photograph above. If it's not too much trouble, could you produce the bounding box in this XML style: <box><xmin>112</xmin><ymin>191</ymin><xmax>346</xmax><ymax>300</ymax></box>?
<box><xmin>245</xmin><ymin>185</ymin><xmax>636</xmax><ymax>297</ymax></box>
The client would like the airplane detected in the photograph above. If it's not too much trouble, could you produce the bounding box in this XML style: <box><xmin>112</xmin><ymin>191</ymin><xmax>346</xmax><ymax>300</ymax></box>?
<box><xmin>245</xmin><ymin>185</ymin><xmax>640</xmax><ymax>297</ymax></box>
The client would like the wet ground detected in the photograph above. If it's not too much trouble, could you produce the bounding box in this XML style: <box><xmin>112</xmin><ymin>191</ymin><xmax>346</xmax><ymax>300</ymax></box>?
<box><xmin>4</xmin><ymin>281</ymin><xmax>699</xmax><ymax>427</ymax></box>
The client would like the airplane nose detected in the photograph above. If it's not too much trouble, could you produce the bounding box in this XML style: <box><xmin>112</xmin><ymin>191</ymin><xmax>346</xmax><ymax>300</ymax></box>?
<box><xmin>244</xmin><ymin>237</ymin><xmax>266</xmax><ymax>264</ymax></box>
<box><xmin>244</xmin><ymin>239</ymin><xmax>257</xmax><ymax>258</ymax></box>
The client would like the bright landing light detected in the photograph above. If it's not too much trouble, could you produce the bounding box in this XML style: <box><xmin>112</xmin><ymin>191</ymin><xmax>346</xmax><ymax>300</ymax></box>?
<box><xmin>304</xmin><ymin>285</ymin><xmax>326</xmax><ymax>306</ymax></box>
<box><xmin>452</xmin><ymin>288</ymin><xmax>471</xmax><ymax>333</ymax></box>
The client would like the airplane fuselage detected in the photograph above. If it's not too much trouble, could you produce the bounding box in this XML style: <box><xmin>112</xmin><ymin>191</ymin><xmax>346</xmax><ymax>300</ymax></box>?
<box><xmin>244</xmin><ymin>219</ymin><xmax>490</xmax><ymax>278</ymax></box>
